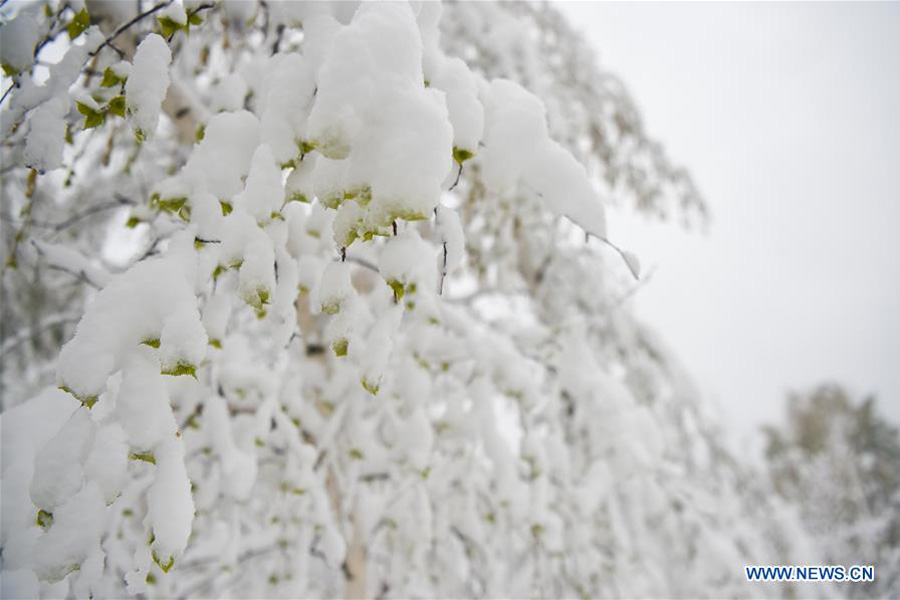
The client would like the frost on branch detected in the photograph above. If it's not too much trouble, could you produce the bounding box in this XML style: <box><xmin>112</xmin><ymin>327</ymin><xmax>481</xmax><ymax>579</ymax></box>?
<box><xmin>0</xmin><ymin>1</ymin><xmax>811</xmax><ymax>599</ymax></box>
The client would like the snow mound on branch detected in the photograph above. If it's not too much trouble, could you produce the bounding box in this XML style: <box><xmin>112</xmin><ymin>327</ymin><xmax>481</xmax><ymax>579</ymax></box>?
<box><xmin>0</xmin><ymin>13</ymin><xmax>39</xmax><ymax>74</ymax></box>
<box><xmin>56</xmin><ymin>233</ymin><xmax>204</xmax><ymax>400</ymax></box>
<box><xmin>183</xmin><ymin>110</ymin><xmax>260</xmax><ymax>201</ymax></box>
<box><xmin>125</xmin><ymin>33</ymin><xmax>172</xmax><ymax>140</ymax></box>
<box><xmin>308</xmin><ymin>2</ymin><xmax>453</xmax><ymax>229</ymax></box>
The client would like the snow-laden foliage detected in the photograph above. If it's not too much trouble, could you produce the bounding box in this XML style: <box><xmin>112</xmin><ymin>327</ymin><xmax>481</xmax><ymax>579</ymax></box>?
<box><xmin>764</xmin><ymin>385</ymin><xmax>900</xmax><ymax>599</ymax></box>
<box><xmin>2</xmin><ymin>1</ymin><xmax>814</xmax><ymax>598</ymax></box>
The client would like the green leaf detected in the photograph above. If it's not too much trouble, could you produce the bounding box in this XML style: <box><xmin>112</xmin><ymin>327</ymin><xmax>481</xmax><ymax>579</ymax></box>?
<box><xmin>58</xmin><ymin>385</ymin><xmax>98</xmax><ymax>409</ymax></box>
<box><xmin>387</xmin><ymin>279</ymin><xmax>405</xmax><ymax>301</ymax></box>
<box><xmin>151</xmin><ymin>550</ymin><xmax>174</xmax><ymax>573</ymax></box>
<box><xmin>2</xmin><ymin>63</ymin><xmax>18</xmax><ymax>77</ymax></box>
<box><xmin>126</xmin><ymin>216</ymin><xmax>141</xmax><ymax>228</ymax></box>
<box><xmin>153</xmin><ymin>196</ymin><xmax>188</xmax><ymax>214</ymax></box>
<box><xmin>107</xmin><ymin>95</ymin><xmax>126</xmax><ymax>118</ymax></box>
<box><xmin>141</xmin><ymin>338</ymin><xmax>160</xmax><ymax>348</ymax></box>
<box><xmin>67</xmin><ymin>8</ymin><xmax>91</xmax><ymax>39</ymax></box>
<box><xmin>195</xmin><ymin>124</ymin><xmax>205</xmax><ymax>142</ymax></box>
<box><xmin>188</xmin><ymin>12</ymin><xmax>203</xmax><ymax>26</ymax></box>
<box><xmin>157</xmin><ymin>16</ymin><xmax>184</xmax><ymax>39</ymax></box>
<box><xmin>100</xmin><ymin>67</ymin><xmax>125</xmax><ymax>88</ymax></box>
<box><xmin>76</xmin><ymin>102</ymin><xmax>106</xmax><ymax>130</ymax></box>
<box><xmin>361</xmin><ymin>378</ymin><xmax>379</xmax><ymax>396</ymax></box>
<box><xmin>219</xmin><ymin>200</ymin><xmax>232</xmax><ymax>215</ymax></box>
<box><xmin>161</xmin><ymin>361</ymin><xmax>197</xmax><ymax>378</ymax></box>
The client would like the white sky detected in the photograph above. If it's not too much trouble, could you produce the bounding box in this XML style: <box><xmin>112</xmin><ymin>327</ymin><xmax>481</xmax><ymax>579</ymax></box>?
<box><xmin>560</xmin><ymin>1</ymin><xmax>900</xmax><ymax>447</ymax></box>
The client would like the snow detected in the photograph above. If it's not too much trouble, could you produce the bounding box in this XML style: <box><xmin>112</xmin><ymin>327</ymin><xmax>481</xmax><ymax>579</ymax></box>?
<box><xmin>147</xmin><ymin>438</ymin><xmax>195</xmax><ymax>566</ymax></box>
<box><xmin>23</xmin><ymin>97</ymin><xmax>69</xmax><ymax>172</ymax></box>
<box><xmin>32</xmin><ymin>482</ymin><xmax>107</xmax><ymax>582</ymax></box>
<box><xmin>125</xmin><ymin>34</ymin><xmax>172</xmax><ymax>140</ymax></box>
<box><xmin>115</xmin><ymin>349</ymin><xmax>179</xmax><ymax>451</ymax></box>
<box><xmin>203</xmin><ymin>394</ymin><xmax>257</xmax><ymax>501</ymax></box>
<box><xmin>435</xmin><ymin>205</ymin><xmax>465</xmax><ymax>274</ymax></box>
<box><xmin>379</xmin><ymin>230</ymin><xmax>438</xmax><ymax>292</ymax></box>
<box><xmin>159</xmin><ymin>299</ymin><xmax>208</xmax><ymax>374</ymax></box>
<box><xmin>523</xmin><ymin>139</ymin><xmax>607</xmax><ymax>239</ymax></box>
<box><xmin>307</xmin><ymin>2</ymin><xmax>453</xmax><ymax>228</ymax></box>
<box><xmin>233</xmin><ymin>144</ymin><xmax>284</xmax><ymax>223</ymax></box>
<box><xmin>0</xmin><ymin>13</ymin><xmax>40</xmax><ymax>74</ymax></box>
<box><xmin>259</xmin><ymin>53</ymin><xmax>315</xmax><ymax>165</ymax></box>
<box><xmin>0</xmin><ymin>2</ymin><xmax>817</xmax><ymax>598</ymax></box>
<box><xmin>479</xmin><ymin>79</ymin><xmax>548</xmax><ymax>193</ymax></box>
<box><xmin>182</xmin><ymin>110</ymin><xmax>260</xmax><ymax>201</ymax></box>
<box><xmin>210</xmin><ymin>73</ymin><xmax>248</xmax><ymax>113</ymax></box>
<box><xmin>161</xmin><ymin>2</ymin><xmax>187</xmax><ymax>26</ymax></box>
<box><xmin>4</xmin><ymin>28</ymin><xmax>104</xmax><ymax>163</ymax></box>
<box><xmin>56</xmin><ymin>235</ymin><xmax>203</xmax><ymax>400</ymax></box>
<box><xmin>427</xmin><ymin>57</ymin><xmax>484</xmax><ymax>154</ymax></box>
<box><xmin>238</xmin><ymin>237</ymin><xmax>276</xmax><ymax>313</ymax></box>
<box><xmin>29</xmin><ymin>408</ymin><xmax>96</xmax><ymax>512</ymax></box>
<box><xmin>285</xmin><ymin>155</ymin><xmax>317</xmax><ymax>204</ymax></box>
<box><xmin>83</xmin><ymin>424</ymin><xmax>128</xmax><ymax>504</ymax></box>
<box><xmin>317</xmin><ymin>261</ymin><xmax>354</xmax><ymax>315</ymax></box>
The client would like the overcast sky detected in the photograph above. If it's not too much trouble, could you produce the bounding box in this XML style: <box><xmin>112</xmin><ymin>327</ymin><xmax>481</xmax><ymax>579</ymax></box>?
<box><xmin>560</xmin><ymin>2</ymin><xmax>900</xmax><ymax>448</ymax></box>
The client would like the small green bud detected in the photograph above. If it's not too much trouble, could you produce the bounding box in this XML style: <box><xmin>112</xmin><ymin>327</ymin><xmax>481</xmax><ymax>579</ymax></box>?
<box><xmin>129</xmin><ymin>451</ymin><xmax>156</xmax><ymax>465</ymax></box>
<box><xmin>332</xmin><ymin>338</ymin><xmax>348</xmax><ymax>357</ymax></box>
<box><xmin>36</xmin><ymin>509</ymin><xmax>53</xmax><ymax>529</ymax></box>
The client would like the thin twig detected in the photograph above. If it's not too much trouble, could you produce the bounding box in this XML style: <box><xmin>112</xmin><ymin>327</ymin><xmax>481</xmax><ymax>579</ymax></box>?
<box><xmin>90</xmin><ymin>1</ymin><xmax>173</xmax><ymax>58</ymax></box>
<box><xmin>449</xmin><ymin>162</ymin><xmax>464</xmax><ymax>191</ymax></box>
<box><xmin>0</xmin><ymin>82</ymin><xmax>16</xmax><ymax>108</ymax></box>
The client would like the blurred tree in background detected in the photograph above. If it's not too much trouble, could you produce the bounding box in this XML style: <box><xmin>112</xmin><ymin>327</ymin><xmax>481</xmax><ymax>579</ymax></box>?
<box><xmin>765</xmin><ymin>384</ymin><xmax>900</xmax><ymax>598</ymax></box>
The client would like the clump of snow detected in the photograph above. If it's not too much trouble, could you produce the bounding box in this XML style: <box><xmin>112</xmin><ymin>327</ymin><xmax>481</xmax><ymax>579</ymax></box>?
<box><xmin>147</xmin><ymin>437</ymin><xmax>195</xmax><ymax>566</ymax></box>
<box><xmin>56</xmin><ymin>234</ymin><xmax>202</xmax><ymax>400</ymax></box>
<box><xmin>210</xmin><ymin>73</ymin><xmax>248</xmax><ymax>113</ymax></box>
<box><xmin>160</xmin><ymin>2</ymin><xmax>187</xmax><ymax>27</ymax></box>
<box><xmin>317</xmin><ymin>261</ymin><xmax>354</xmax><ymax>315</ymax></box>
<box><xmin>115</xmin><ymin>349</ymin><xmax>179</xmax><ymax>451</ymax></box>
<box><xmin>523</xmin><ymin>139</ymin><xmax>607</xmax><ymax>239</ymax></box>
<box><xmin>23</xmin><ymin>97</ymin><xmax>68</xmax><ymax>172</ymax></box>
<box><xmin>233</xmin><ymin>144</ymin><xmax>284</xmax><ymax>223</ymax></box>
<box><xmin>30</xmin><ymin>408</ymin><xmax>96</xmax><ymax>512</ymax></box>
<box><xmin>308</xmin><ymin>3</ymin><xmax>453</xmax><ymax>228</ymax></box>
<box><xmin>0</xmin><ymin>13</ymin><xmax>40</xmax><ymax>74</ymax></box>
<box><xmin>32</xmin><ymin>482</ymin><xmax>107</xmax><ymax>582</ymax></box>
<box><xmin>125</xmin><ymin>33</ymin><xmax>172</xmax><ymax>140</ymax></box>
<box><xmin>182</xmin><ymin>110</ymin><xmax>260</xmax><ymax>201</ymax></box>
<box><xmin>83</xmin><ymin>423</ymin><xmax>128</xmax><ymax>504</ymax></box>
<box><xmin>259</xmin><ymin>53</ymin><xmax>315</xmax><ymax>165</ymax></box>
<box><xmin>203</xmin><ymin>394</ymin><xmax>257</xmax><ymax>501</ymax></box>
<box><xmin>379</xmin><ymin>230</ymin><xmax>437</xmax><ymax>292</ymax></box>
<box><xmin>159</xmin><ymin>299</ymin><xmax>208</xmax><ymax>374</ymax></box>
<box><xmin>479</xmin><ymin>79</ymin><xmax>548</xmax><ymax>193</ymax></box>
